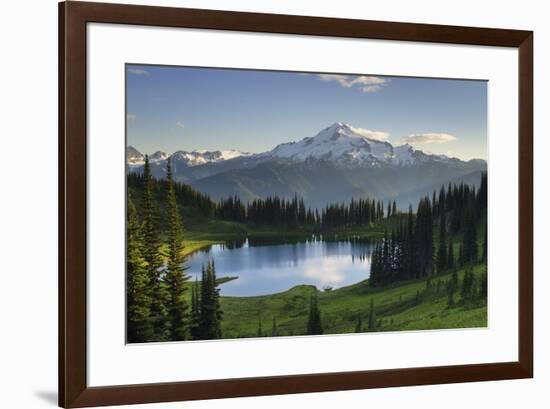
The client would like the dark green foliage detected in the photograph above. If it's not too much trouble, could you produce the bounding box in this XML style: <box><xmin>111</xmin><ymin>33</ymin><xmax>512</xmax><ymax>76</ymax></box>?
<box><xmin>126</xmin><ymin>194</ymin><xmax>153</xmax><ymax>343</ymax></box>
<box><xmin>447</xmin><ymin>291</ymin><xmax>456</xmax><ymax>308</ymax></box>
<box><xmin>447</xmin><ymin>270</ymin><xmax>459</xmax><ymax>308</ymax></box>
<box><xmin>190</xmin><ymin>279</ymin><xmax>201</xmax><ymax>340</ymax></box>
<box><xmin>142</xmin><ymin>155</ymin><xmax>169</xmax><ymax>341</ymax></box>
<box><xmin>447</xmin><ymin>240</ymin><xmax>455</xmax><ymax>271</ymax></box>
<box><xmin>370</xmin><ymin>195</ymin><xmax>437</xmax><ymax>285</ymax></box>
<box><xmin>413</xmin><ymin>197</ymin><xmax>434</xmax><ymax>277</ymax></box>
<box><xmin>243</xmin><ymin>194</ymin><xmax>386</xmax><ymax>229</ymax></box>
<box><xmin>367</xmin><ymin>298</ymin><xmax>376</xmax><ymax>330</ymax></box>
<box><xmin>127</xmin><ymin>170</ymin><xmax>216</xmax><ymax>218</ymax></box>
<box><xmin>460</xmin><ymin>267</ymin><xmax>476</xmax><ymax>303</ymax></box>
<box><xmin>271</xmin><ymin>317</ymin><xmax>278</xmax><ymax>337</ymax></box>
<box><xmin>197</xmin><ymin>260</ymin><xmax>223</xmax><ymax>339</ymax></box>
<box><xmin>482</xmin><ymin>223</ymin><xmax>488</xmax><ymax>260</ymax></box>
<box><xmin>462</xmin><ymin>200</ymin><xmax>478</xmax><ymax>265</ymax></box>
<box><xmin>354</xmin><ymin>314</ymin><xmax>363</xmax><ymax>333</ymax></box>
<box><xmin>127</xmin><ymin>161</ymin><xmax>228</xmax><ymax>343</ymax></box>
<box><xmin>306</xmin><ymin>291</ymin><xmax>323</xmax><ymax>335</ymax></box>
<box><xmin>164</xmin><ymin>158</ymin><xmax>191</xmax><ymax>341</ymax></box>
<box><xmin>257</xmin><ymin>319</ymin><xmax>263</xmax><ymax>337</ymax></box>
<box><xmin>480</xmin><ymin>268</ymin><xmax>488</xmax><ymax>299</ymax></box>
<box><xmin>414</xmin><ymin>290</ymin><xmax>421</xmax><ymax>305</ymax></box>
<box><xmin>437</xmin><ymin>211</ymin><xmax>447</xmax><ymax>273</ymax></box>
<box><xmin>458</xmin><ymin>243</ymin><xmax>465</xmax><ymax>267</ymax></box>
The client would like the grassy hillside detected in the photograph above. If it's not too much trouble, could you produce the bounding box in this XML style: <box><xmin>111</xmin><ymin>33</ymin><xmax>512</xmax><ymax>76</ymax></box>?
<box><xmin>188</xmin><ymin>261</ymin><xmax>486</xmax><ymax>339</ymax></box>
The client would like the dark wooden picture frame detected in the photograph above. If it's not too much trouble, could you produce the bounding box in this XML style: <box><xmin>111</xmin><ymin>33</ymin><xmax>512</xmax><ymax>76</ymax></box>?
<box><xmin>59</xmin><ymin>1</ymin><xmax>533</xmax><ymax>407</ymax></box>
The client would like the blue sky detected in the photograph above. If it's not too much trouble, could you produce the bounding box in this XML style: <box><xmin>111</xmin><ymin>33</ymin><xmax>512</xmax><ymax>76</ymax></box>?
<box><xmin>126</xmin><ymin>64</ymin><xmax>487</xmax><ymax>160</ymax></box>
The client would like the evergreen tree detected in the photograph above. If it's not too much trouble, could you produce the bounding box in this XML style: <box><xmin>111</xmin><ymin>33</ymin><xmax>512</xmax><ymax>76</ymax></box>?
<box><xmin>367</xmin><ymin>298</ymin><xmax>376</xmax><ymax>330</ymax></box>
<box><xmin>198</xmin><ymin>260</ymin><xmax>223</xmax><ymax>339</ymax></box>
<box><xmin>462</xmin><ymin>200</ymin><xmax>478</xmax><ymax>264</ymax></box>
<box><xmin>480</xmin><ymin>268</ymin><xmax>488</xmax><ymax>299</ymax></box>
<box><xmin>437</xmin><ymin>211</ymin><xmax>447</xmax><ymax>273</ymax></box>
<box><xmin>415</xmin><ymin>290</ymin><xmax>421</xmax><ymax>305</ymax></box>
<box><xmin>447</xmin><ymin>270</ymin><xmax>459</xmax><ymax>308</ymax></box>
<box><xmin>190</xmin><ymin>278</ymin><xmax>201</xmax><ymax>340</ymax></box>
<box><xmin>447</xmin><ymin>290</ymin><xmax>456</xmax><ymax>308</ymax></box>
<box><xmin>306</xmin><ymin>291</ymin><xmax>323</xmax><ymax>335</ymax></box>
<box><xmin>142</xmin><ymin>155</ymin><xmax>168</xmax><ymax>341</ymax></box>
<box><xmin>447</xmin><ymin>240</ymin><xmax>455</xmax><ymax>271</ymax></box>
<box><xmin>127</xmin><ymin>193</ymin><xmax>153</xmax><ymax>343</ymax></box>
<box><xmin>460</xmin><ymin>267</ymin><xmax>476</xmax><ymax>302</ymax></box>
<box><xmin>458</xmin><ymin>243</ymin><xmax>465</xmax><ymax>267</ymax></box>
<box><xmin>414</xmin><ymin>197</ymin><xmax>434</xmax><ymax>277</ymax></box>
<box><xmin>164</xmin><ymin>158</ymin><xmax>190</xmax><ymax>341</ymax></box>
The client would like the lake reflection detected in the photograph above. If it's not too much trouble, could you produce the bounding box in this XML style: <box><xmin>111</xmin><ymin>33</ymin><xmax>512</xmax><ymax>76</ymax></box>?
<box><xmin>186</xmin><ymin>238</ymin><xmax>373</xmax><ymax>296</ymax></box>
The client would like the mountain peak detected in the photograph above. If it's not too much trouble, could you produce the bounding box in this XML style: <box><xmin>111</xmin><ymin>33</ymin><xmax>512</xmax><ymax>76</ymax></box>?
<box><xmin>149</xmin><ymin>151</ymin><xmax>168</xmax><ymax>162</ymax></box>
<box><xmin>327</xmin><ymin>122</ymin><xmax>351</xmax><ymax>130</ymax></box>
<box><xmin>268</xmin><ymin>122</ymin><xmax>394</xmax><ymax>165</ymax></box>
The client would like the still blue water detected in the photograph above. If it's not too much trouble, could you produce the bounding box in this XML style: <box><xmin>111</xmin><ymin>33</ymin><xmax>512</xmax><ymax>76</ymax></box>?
<box><xmin>186</xmin><ymin>238</ymin><xmax>373</xmax><ymax>296</ymax></box>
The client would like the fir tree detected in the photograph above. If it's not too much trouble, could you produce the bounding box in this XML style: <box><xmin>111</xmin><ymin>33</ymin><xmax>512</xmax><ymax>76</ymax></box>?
<box><xmin>190</xmin><ymin>278</ymin><xmax>201</xmax><ymax>340</ymax></box>
<box><xmin>437</xmin><ymin>211</ymin><xmax>447</xmax><ymax>273</ymax></box>
<box><xmin>447</xmin><ymin>270</ymin><xmax>459</xmax><ymax>308</ymax></box>
<box><xmin>198</xmin><ymin>260</ymin><xmax>223</xmax><ymax>339</ymax></box>
<box><xmin>164</xmin><ymin>158</ymin><xmax>191</xmax><ymax>341</ymax></box>
<box><xmin>306</xmin><ymin>291</ymin><xmax>323</xmax><ymax>335</ymax></box>
<box><xmin>460</xmin><ymin>267</ymin><xmax>476</xmax><ymax>303</ymax></box>
<box><xmin>367</xmin><ymin>299</ymin><xmax>376</xmax><ymax>330</ymax></box>
<box><xmin>127</xmin><ymin>193</ymin><xmax>153</xmax><ymax>343</ymax></box>
<box><xmin>447</xmin><ymin>290</ymin><xmax>456</xmax><ymax>308</ymax></box>
<box><xmin>142</xmin><ymin>155</ymin><xmax>168</xmax><ymax>341</ymax></box>
<box><xmin>462</xmin><ymin>200</ymin><xmax>478</xmax><ymax>264</ymax></box>
<box><xmin>447</xmin><ymin>240</ymin><xmax>455</xmax><ymax>271</ymax></box>
<box><xmin>415</xmin><ymin>290</ymin><xmax>421</xmax><ymax>305</ymax></box>
<box><xmin>480</xmin><ymin>268</ymin><xmax>488</xmax><ymax>299</ymax></box>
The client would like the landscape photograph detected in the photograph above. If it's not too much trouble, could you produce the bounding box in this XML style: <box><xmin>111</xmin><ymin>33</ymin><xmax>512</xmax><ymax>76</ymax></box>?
<box><xmin>125</xmin><ymin>64</ymin><xmax>488</xmax><ymax>343</ymax></box>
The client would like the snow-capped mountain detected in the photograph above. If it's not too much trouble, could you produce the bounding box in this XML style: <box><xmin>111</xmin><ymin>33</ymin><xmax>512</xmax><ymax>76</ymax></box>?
<box><xmin>127</xmin><ymin>122</ymin><xmax>469</xmax><ymax>171</ymax></box>
<box><xmin>262</xmin><ymin>122</ymin><xmax>455</xmax><ymax>167</ymax></box>
<box><xmin>127</xmin><ymin>123</ymin><xmax>486</xmax><ymax>208</ymax></box>
<box><xmin>126</xmin><ymin>147</ymin><xmax>250</xmax><ymax>168</ymax></box>
<box><xmin>171</xmin><ymin>149</ymin><xmax>249</xmax><ymax>166</ymax></box>
<box><xmin>126</xmin><ymin>146</ymin><xmax>144</xmax><ymax>165</ymax></box>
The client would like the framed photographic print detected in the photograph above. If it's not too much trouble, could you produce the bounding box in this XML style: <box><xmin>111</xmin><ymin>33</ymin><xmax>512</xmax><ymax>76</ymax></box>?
<box><xmin>59</xmin><ymin>1</ymin><xmax>533</xmax><ymax>407</ymax></box>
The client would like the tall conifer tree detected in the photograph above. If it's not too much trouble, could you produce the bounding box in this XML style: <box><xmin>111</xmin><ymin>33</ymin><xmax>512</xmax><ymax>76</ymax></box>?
<box><xmin>367</xmin><ymin>298</ymin><xmax>376</xmax><ymax>330</ymax></box>
<box><xmin>306</xmin><ymin>291</ymin><xmax>323</xmax><ymax>335</ymax></box>
<box><xmin>164</xmin><ymin>157</ymin><xmax>191</xmax><ymax>341</ymax></box>
<box><xmin>142</xmin><ymin>155</ymin><xmax>168</xmax><ymax>341</ymax></box>
<box><xmin>437</xmin><ymin>211</ymin><xmax>447</xmax><ymax>273</ymax></box>
<box><xmin>190</xmin><ymin>278</ymin><xmax>201</xmax><ymax>340</ymax></box>
<box><xmin>127</xmin><ymin>193</ymin><xmax>153</xmax><ymax>343</ymax></box>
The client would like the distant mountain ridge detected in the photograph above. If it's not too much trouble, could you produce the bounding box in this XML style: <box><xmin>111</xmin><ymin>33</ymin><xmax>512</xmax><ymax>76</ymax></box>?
<box><xmin>127</xmin><ymin>122</ymin><xmax>486</xmax><ymax>208</ymax></box>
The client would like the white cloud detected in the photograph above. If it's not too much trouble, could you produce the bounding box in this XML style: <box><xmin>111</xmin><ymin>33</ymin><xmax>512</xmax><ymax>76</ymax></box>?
<box><xmin>317</xmin><ymin>74</ymin><xmax>389</xmax><ymax>93</ymax></box>
<box><xmin>126</xmin><ymin>113</ymin><xmax>137</xmax><ymax>121</ymax></box>
<box><xmin>127</xmin><ymin>68</ymin><xmax>150</xmax><ymax>76</ymax></box>
<box><xmin>176</xmin><ymin>121</ymin><xmax>185</xmax><ymax>129</ymax></box>
<box><xmin>400</xmin><ymin>133</ymin><xmax>457</xmax><ymax>145</ymax></box>
<box><xmin>350</xmin><ymin>126</ymin><xmax>390</xmax><ymax>141</ymax></box>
